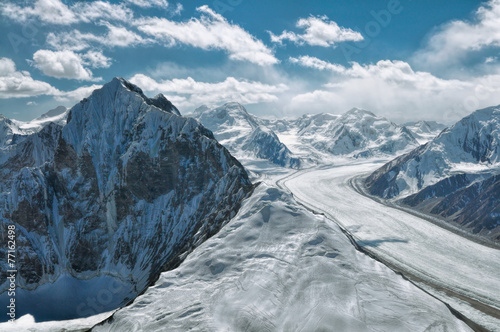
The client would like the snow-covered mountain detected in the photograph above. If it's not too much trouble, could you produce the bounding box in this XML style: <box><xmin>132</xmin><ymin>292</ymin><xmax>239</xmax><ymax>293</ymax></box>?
<box><xmin>0</xmin><ymin>78</ymin><xmax>252</xmax><ymax>321</ymax></box>
<box><xmin>294</xmin><ymin>112</ymin><xmax>339</xmax><ymax>136</ymax></box>
<box><xmin>276</xmin><ymin>108</ymin><xmax>419</xmax><ymax>159</ymax></box>
<box><xmin>193</xmin><ymin>102</ymin><xmax>300</xmax><ymax>168</ymax></box>
<box><xmin>404</xmin><ymin>120</ymin><xmax>447</xmax><ymax>144</ymax></box>
<box><xmin>93</xmin><ymin>184</ymin><xmax>472</xmax><ymax>332</ymax></box>
<box><xmin>193</xmin><ymin>106</ymin><xmax>421</xmax><ymax>166</ymax></box>
<box><xmin>365</xmin><ymin>106</ymin><xmax>500</xmax><ymax>241</ymax></box>
<box><xmin>0</xmin><ymin>106</ymin><xmax>69</xmax><ymax>149</ymax></box>
<box><xmin>0</xmin><ymin>114</ymin><xmax>21</xmax><ymax>147</ymax></box>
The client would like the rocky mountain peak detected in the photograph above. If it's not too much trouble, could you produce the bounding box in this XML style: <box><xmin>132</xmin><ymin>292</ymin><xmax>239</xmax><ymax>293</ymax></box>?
<box><xmin>0</xmin><ymin>77</ymin><xmax>252</xmax><ymax>322</ymax></box>
<box><xmin>342</xmin><ymin>108</ymin><xmax>377</xmax><ymax>119</ymax></box>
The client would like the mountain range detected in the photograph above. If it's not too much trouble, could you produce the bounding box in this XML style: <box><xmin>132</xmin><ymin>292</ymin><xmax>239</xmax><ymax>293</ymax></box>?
<box><xmin>194</xmin><ymin>105</ymin><xmax>426</xmax><ymax>167</ymax></box>
<box><xmin>1</xmin><ymin>77</ymin><xmax>498</xmax><ymax>331</ymax></box>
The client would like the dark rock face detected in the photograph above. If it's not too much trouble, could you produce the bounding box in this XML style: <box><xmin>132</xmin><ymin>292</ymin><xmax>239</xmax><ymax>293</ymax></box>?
<box><xmin>242</xmin><ymin>127</ymin><xmax>301</xmax><ymax>168</ymax></box>
<box><xmin>364</xmin><ymin>145</ymin><xmax>426</xmax><ymax>199</ymax></box>
<box><xmin>147</xmin><ymin>93</ymin><xmax>181</xmax><ymax>116</ymax></box>
<box><xmin>401</xmin><ymin>174</ymin><xmax>500</xmax><ymax>241</ymax></box>
<box><xmin>0</xmin><ymin>78</ymin><xmax>252</xmax><ymax>320</ymax></box>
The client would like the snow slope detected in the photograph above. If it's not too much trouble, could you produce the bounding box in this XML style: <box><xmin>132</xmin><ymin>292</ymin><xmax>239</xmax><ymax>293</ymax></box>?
<box><xmin>0</xmin><ymin>106</ymin><xmax>69</xmax><ymax>150</ymax></box>
<box><xmin>404</xmin><ymin>120</ymin><xmax>447</xmax><ymax>144</ymax></box>
<box><xmin>93</xmin><ymin>183</ymin><xmax>471</xmax><ymax>332</ymax></box>
<box><xmin>13</xmin><ymin>106</ymin><xmax>69</xmax><ymax>134</ymax></box>
<box><xmin>0</xmin><ymin>114</ymin><xmax>22</xmax><ymax>147</ymax></box>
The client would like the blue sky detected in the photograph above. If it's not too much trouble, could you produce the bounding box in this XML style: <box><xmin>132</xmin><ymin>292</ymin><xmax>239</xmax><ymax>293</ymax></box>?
<box><xmin>1</xmin><ymin>0</ymin><xmax>499</xmax><ymax>123</ymax></box>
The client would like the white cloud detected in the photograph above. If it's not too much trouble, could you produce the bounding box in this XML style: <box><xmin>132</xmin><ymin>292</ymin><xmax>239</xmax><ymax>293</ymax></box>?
<box><xmin>172</xmin><ymin>3</ymin><xmax>183</xmax><ymax>16</ymax></box>
<box><xmin>287</xmin><ymin>57</ymin><xmax>500</xmax><ymax>123</ymax></box>
<box><xmin>0</xmin><ymin>58</ymin><xmax>58</xmax><ymax>98</ymax></box>
<box><xmin>129</xmin><ymin>74</ymin><xmax>288</xmax><ymax>108</ymax></box>
<box><xmin>270</xmin><ymin>16</ymin><xmax>363</xmax><ymax>47</ymax></box>
<box><xmin>46</xmin><ymin>32</ymin><xmax>93</xmax><ymax>52</ymax></box>
<box><xmin>47</xmin><ymin>24</ymin><xmax>149</xmax><ymax>51</ymax></box>
<box><xmin>290</xmin><ymin>56</ymin><xmax>465</xmax><ymax>89</ymax></box>
<box><xmin>290</xmin><ymin>56</ymin><xmax>347</xmax><ymax>73</ymax></box>
<box><xmin>54</xmin><ymin>84</ymin><xmax>102</xmax><ymax>103</ymax></box>
<box><xmin>133</xmin><ymin>5</ymin><xmax>278</xmax><ymax>65</ymax></box>
<box><xmin>413</xmin><ymin>0</ymin><xmax>500</xmax><ymax>74</ymax></box>
<box><xmin>32</xmin><ymin>50</ymin><xmax>100</xmax><ymax>81</ymax></box>
<box><xmin>0</xmin><ymin>0</ymin><xmax>133</xmax><ymax>25</ymax></box>
<box><xmin>73</xmin><ymin>1</ymin><xmax>134</xmax><ymax>23</ymax></box>
<box><xmin>81</xmin><ymin>51</ymin><xmax>112</xmax><ymax>69</ymax></box>
<box><xmin>0</xmin><ymin>57</ymin><xmax>101</xmax><ymax>103</ymax></box>
<box><xmin>125</xmin><ymin>0</ymin><xmax>169</xmax><ymax>9</ymax></box>
<box><xmin>1</xmin><ymin>0</ymin><xmax>78</xmax><ymax>24</ymax></box>
<box><xmin>101</xmin><ymin>23</ymin><xmax>149</xmax><ymax>47</ymax></box>
<box><xmin>485</xmin><ymin>56</ymin><xmax>497</xmax><ymax>63</ymax></box>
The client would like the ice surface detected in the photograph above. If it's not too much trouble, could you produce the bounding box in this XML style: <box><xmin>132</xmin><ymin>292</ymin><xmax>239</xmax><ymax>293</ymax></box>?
<box><xmin>283</xmin><ymin>161</ymin><xmax>500</xmax><ymax>331</ymax></box>
<box><xmin>94</xmin><ymin>183</ymin><xmax>471</xmax><ymax>332</ymax></box>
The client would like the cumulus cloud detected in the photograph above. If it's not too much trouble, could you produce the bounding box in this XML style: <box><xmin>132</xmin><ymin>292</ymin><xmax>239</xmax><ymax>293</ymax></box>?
<box><xmin>32</xmin><ymin>50</ymin><xmax>108</xmax><ymax>81</ymax></box>
<box><xmin>129</xmin><ymin>74</ymin><xmax>288</xmax><ymax>108</ymax></box>
<box><xmin>269</xmin><ymin>16</ymin><xmax>363</xmax><ymax>47</ymax></box>
<box><xmin>81</xmin><ymin>50</ymin><xmax>112</xmax><ymax>69</ymax></box>
<box><xmin>0</xmin><ymin>0</ymin><xmax>133</xmax><ymax>25</ymax></box>
<box><xmin>413</xmin><ymin>0</ymin><xmax>500</xmax><ymax>74</ymax></box>
<box><xmin>0</xmin><ymin>57</ymin><xmax>102</xmax><ymax>103</ymax></box>
<box><xmin>287</xmin><ymin>57</ymin><xmax>500</xmax><ymax>123</ymax></box>
<box><xmin>0</xmin><ymin>58</ymin><xmax>58</xmax><ymax>98</ymax></box>
<box><xmin>133</xmin><ymin>5</ymin><xmax>278</xmax><ymax>65</ymax></box>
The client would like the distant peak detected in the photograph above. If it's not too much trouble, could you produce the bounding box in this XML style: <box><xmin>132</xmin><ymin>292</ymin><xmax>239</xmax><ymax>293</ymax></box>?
<box><xmin>342</xmin><ymin>108</ymin><xmax>377</xmax><ymax>118</ymax></box>
<box><xmin>311</xmin><ymin>113</ymin><xmax>338</xmax><ymax>120</ymax></box>
<box><xmin>194</xmin><ymin>105</ymin><xmax>211</xmax><ymax>114</ymax></box>
<box><xmin>37</xmin><ymin>106</ymin><xmax>68</xmax><ymax>120</ymax></box>
<box><xmin>221</xmin><ymin>102</ymin><xmax>245</xmax><ymax>109</ymax></box>
<box><xmin>213</xmin><ymin>102</ymin><xmax>249</xmax><ymax>116</ymax></box>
